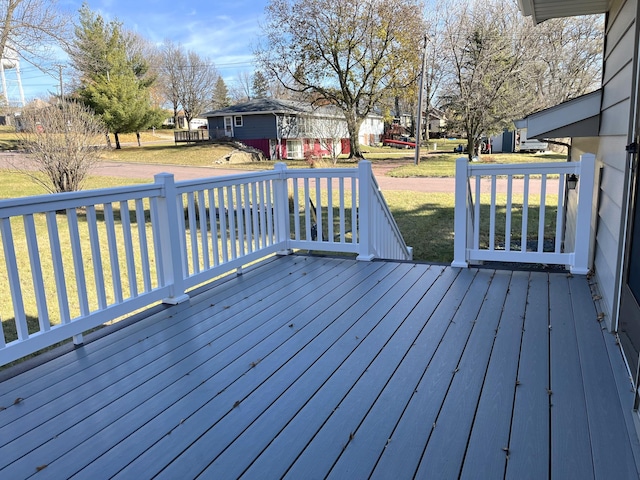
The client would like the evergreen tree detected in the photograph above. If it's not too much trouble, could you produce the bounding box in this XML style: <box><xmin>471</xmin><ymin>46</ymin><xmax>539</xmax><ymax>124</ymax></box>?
<box><xmin>252</xmin><ymin>71</ymin><xmax>269</xmax><ymax>99</ymax></box>
<box><xmin>67</xmin><ymin>5</ymin><xmax>159</xmax><ymax>148</ymax></box>
<box><xmin>212</xmin><ymin>76</ymin><xmax>231</xmax><ymax>109</ymax></box>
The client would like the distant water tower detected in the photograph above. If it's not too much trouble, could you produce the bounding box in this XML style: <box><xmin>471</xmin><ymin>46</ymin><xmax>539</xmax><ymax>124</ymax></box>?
<box><xmin>0</xmin><ymin>47</ymin><xmax>25</xmax><ymax>107</ymax></box>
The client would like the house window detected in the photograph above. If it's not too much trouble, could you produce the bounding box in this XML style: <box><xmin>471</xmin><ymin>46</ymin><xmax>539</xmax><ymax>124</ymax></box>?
<box><xmin>286</xmin><ymin>140</ymin><xmax>303</xmax><ymax>159</ymax></box>
<box><xmin>234</xmin><ymin>116</ymin><xmax>243</xmax><ymax>127</ymax></box>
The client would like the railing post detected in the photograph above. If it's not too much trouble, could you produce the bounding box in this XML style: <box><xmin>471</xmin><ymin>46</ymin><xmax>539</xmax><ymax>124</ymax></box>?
<box><xmin>357</xmin><ymin>160</ymin><xmax>375</xmax><ymax>261</ymax></box>
<box><xmin>274</xmin><ymin>162</ymin><xmax>292</xmax><ymax>255</ymax></box>
<box><xmin>452</xmin><ymin>157</ymin><xmax>470</xmax><ymax>268</ymax></box>
<box><xmin>155</xmin><ymin>173</ymin><xmax>189</xmax><ymax>304</ymax></box>
<box><xmin>572</xmin><ymin>153</ymin><xmax>596</xmax><ymax>274</ymax></box>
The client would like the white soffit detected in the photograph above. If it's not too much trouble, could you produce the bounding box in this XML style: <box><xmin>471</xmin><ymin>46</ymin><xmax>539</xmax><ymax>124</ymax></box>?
<box><xmin>519</xmin><ymin>89</ymin><xmax>602</xmax><ymax>139</ymax></box>
<box><xmin>518</xmin><ymin>0</ymin><xmax>608</xmax><ymax>24</ymax></box>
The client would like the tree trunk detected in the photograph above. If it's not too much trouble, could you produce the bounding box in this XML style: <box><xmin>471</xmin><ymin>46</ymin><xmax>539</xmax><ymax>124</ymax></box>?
<box><xmin>115</xmin><ymin>132</ymin><xmax>121</xmax><ymax>149</ymax></box>
<box><xmin>344</xmin><ymin>111</ymin><xmax>364</xmax><ymax>159</ymax></box>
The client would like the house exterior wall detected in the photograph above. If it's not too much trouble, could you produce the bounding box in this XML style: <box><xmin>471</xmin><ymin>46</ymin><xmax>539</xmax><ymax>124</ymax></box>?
<box><xmin>358</xmin><ymin>117</ymin><xmax>384</xmax><ymax>145</ymax></box>
<box><xmin>592</xmin><ymin>0</ymin><xmax>636</xmax><ymax>329</ymax></box>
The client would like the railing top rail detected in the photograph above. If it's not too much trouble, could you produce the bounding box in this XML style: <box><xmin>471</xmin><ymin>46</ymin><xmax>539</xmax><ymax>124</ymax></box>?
<box><xmin>281</xmin><ymin>167</ymin><xmax>359</xmax><ymax>179</ymax></box>
<box><xmin>175</xmin><ymin>169</ymin><xmax>281</xmax><ymax>192</ymax></box>
<box><xmin>174</xmin><ymin>166</ymin><xmax>360</xmax><ymax>193</ymax></box>
<box><xmin>466</xmin><ymin>160</ymin><xmax>579</xmax><ymax>176</ymax></box>
<box><xmin>0</xmin><ymin>182</ymin><xmax>162</xmax><ymax>218</ymax></box>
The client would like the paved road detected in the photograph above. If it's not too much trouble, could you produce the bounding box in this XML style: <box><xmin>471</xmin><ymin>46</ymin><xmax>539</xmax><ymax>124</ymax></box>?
<box><xmin>0</xmin><ymin>152</ymin><xmax>554</xmax><ymax>195</ymax></box>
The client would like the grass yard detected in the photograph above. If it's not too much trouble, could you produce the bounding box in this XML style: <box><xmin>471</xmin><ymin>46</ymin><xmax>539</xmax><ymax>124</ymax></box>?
<box><xmin>387</xmin><ymin>152</ymin><xmax>567</xmax><ymax>177</ymax></box>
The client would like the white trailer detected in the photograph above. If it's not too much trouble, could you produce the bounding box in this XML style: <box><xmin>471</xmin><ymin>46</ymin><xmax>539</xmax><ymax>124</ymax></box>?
<box><xmin>515</xmin><ymin>126</ymin><xmax>548</xmax><ymax>153</ymax></box>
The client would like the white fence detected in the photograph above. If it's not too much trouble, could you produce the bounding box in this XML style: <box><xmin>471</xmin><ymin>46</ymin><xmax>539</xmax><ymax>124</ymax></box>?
<box><xmin>452</xmin><ymin>154</ymin><xmax>595</xmax><ymax>273</ymax></box>
<box><xmin>0</xmin><ymin>161</ymin><xmax>410</xmax><ymax>366</ymax></box>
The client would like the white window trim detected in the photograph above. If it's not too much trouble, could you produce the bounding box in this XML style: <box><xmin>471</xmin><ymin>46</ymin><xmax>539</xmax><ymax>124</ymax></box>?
<box><xmin>234</xmin><ymin>115</ymin><xmax>243</xmax><ymax>127</ymax></box>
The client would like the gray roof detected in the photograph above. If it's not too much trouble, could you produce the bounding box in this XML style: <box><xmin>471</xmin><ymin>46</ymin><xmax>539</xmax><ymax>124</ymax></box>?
<box><xmin>203</xmin><ymin>98</ymin><xmax>322</xmax><ymax>117</ymax></box>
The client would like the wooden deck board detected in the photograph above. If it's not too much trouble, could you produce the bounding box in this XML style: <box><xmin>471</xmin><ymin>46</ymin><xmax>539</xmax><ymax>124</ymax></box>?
<box><xmin>549</xmin><ymin>273</ymin><xmax>593</xmax><ymax>479</ymax></box>
<box><xmin>0</xmin><ymin>255</ymin><xmax>638</xmax><ymax>480</ymax></box>
<box><xmin>569</xmin><ymin>276</ymin><xmax>638</xmax><ymax>479</ymax></box>
<box><xmin>459</xmin><ymin>270</ymin><xmax>530</xmax><ymax>479</ymax></box>
<box><xmin>370</xmin><ymin>267</ymin><xmax>489</xmax><ymax>479</ymax></box>
<box><xmin>505</xmin><ymin>271</ymin><xmax>551</xmax><ymax>480</ymax></box>
<box><xmin>415</xmin><ymin>269</ymin><xmax>513</xmax><ymax>479</ymax></box>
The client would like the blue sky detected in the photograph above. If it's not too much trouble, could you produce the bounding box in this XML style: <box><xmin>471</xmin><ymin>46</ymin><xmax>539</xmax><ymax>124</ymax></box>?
<box><xmin>15</xmin><ymin>0</ymin><xmax>270</xmax><ymax>101</ymax></box>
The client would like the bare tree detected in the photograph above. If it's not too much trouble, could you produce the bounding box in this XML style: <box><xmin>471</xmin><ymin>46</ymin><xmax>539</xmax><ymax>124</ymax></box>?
<box><xmin>0</xmin><ymin>0</ymin><xmax>71</xmax><ymax>71</ymax></box>
<box><xmin>525</xmin><ymin>15</ymin><xmax>603</xmax><ymax>111</ymax></box>
<box><xmin>230</xmin><ymin>71</ymin><xmax>253</xmax><ymax>103</ymax></box>
<box><xmin>158</xmin><ymin>41</ymin><xmax>183</xmax><ymax>126</ymax></box>
<box><xmin>15</xmin><ymin>101</ymin><xmax>106</xmax><ymax>193</ymax></box>
<box><xmin>256</xmin><ymin>0</ymin><xmax>425</xmax><ymax>158</ymax></box>
<box><xmin>176</xmin><ymin>50</ymin><xmax>217</xmax><ymax>129</ymax></box>
<box><xmin>439</xmin><ymin>0</ymin><xmax>537</xmax><ymax>160</ymax></box>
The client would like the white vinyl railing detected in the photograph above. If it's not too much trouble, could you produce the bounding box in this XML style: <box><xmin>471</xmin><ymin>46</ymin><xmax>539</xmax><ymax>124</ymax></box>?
<box><xmin>452</xmin><ymin>153</ymin><xmax>595</xmax><ymax>274</ymax></box>
<box><xmin>0</xmin><ymin>161</ymin><xmax>410</xmax><ymax>365</ymax></box>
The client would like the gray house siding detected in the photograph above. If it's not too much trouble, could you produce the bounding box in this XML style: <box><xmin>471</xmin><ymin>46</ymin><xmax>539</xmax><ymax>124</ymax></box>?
<box><xmin>207</xmin><ymin>115</ymin><xmax>278</xmax><ymax>140</ymax></box>
<box><xmin>234</xmin><ymin>115</ymin><xmax>278</xmax><ymax>140</ymax></box>
<box><xmin>593</xmin><ymin>0</ymin><xmax>636</xmax><ymax>329</ymax></box>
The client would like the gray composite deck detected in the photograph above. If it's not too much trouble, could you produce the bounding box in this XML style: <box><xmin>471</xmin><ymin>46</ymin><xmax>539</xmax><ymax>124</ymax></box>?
<box><xmin>1</xmin><ymin>254</ymin><xmax>640</xmax><ymax>479</ymax></box>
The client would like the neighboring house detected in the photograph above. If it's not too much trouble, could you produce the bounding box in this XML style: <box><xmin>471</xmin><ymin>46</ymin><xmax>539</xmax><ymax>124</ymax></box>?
<box><xmin>427</xmin><ymin>107</ymin><xmax>447</xmax><ymax>138</ymax></box>
<box><xmin>163</xmin><ymin>111</ymin><xmax>208</xmax><ymax>130</ymax></box>
<box><xmin>518</xmin><ymin>0</ymin><xmax>640</xmax><ymax>417</ymax></box>
<box><xmin>202</xmin><ymin>98</ymin><xmax>384</xmax><ymax>159</ymax></box>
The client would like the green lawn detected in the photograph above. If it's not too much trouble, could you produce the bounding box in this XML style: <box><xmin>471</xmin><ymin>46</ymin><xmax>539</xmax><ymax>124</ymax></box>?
<box><xmin>387</xmin><ymin>152</ymin><xmax>567</xmax><ymax>177</ymax></box>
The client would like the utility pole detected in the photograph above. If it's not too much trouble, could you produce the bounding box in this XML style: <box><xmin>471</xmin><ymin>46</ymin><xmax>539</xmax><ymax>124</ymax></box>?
<box><xmin>414</xmin><ymin>35</ymin><xmax>428</xmax><ymax>165</ymax></box>
<box><xmin>58</xmin><ymin>65</ymin><xmax>64</xmax><ymax>104</ymax></box>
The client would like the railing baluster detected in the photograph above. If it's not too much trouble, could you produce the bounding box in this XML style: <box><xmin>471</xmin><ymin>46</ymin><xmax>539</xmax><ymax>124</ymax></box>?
<box><xmin>187</xmin><ymin>192</ymin><xmax>199</xmax><ymax>274</ymax></box>
<box><xmin>235</xmin><ymin>185</ymin><xmax>245</xmax><ymax>257</ymax></box>
<box><xmin>227</xmin><ymin>186</ymin><xmax>237</xmax><ymax>259</ymax></box>
<box><xmin>135</xmin><ymin>198</ymin><xmax>152</xmax><ymax>292</ymax></box>
<box><xmin>23</xmin><ymin>214</ymin><xmax>50</xmax><ymax>332</ymax></box>
<box><xmin>149</xmin><ymin>196</ymin><xmax>165</xmax><ymax>287</ymax></box>
<box><xmin>506</xmin><ymin>175</ymin><xmax>513</xmax><ymax>252</ymax></box>
<box><xmin>353</xmin><ymin>177</ymin><xmax>358</xmax><ymax>245</ymax></box>
<box><xmin>339</xmin><ymin>178</ymin><xmax>345</xmax><ymax>244</ymax></box>
<box><xmin>474</xmin><ymin>175</ymin><xmax>481</xmax><ymax>251</ymax></box>
<box><xmin>265</xmin><ymin>181</ymin><xmax>274</xmax><ymax>244</ymax></box>
<box><xmin>67</xmin><ymin>207</ymin><xmax>90</xmax><ymax>317</ymax></box>
<box><xmin>208</xmin><ymin>189</ymin><xmax>219</xmax><ymax>267</ymax></box>
<box><xmin>538</xmin><ymin>174</ymin><xmax>547</xmax><ymax>253</ymax></box>
<box><xmin>293</xmin><ymin>179</ymin><xmax>300</xmax><ymax>241</ymax></box>
<box><xmin>555</xmin><ymin>173</ymin><xmax>565</xmax><ymax>253</ymax></box>
<box><xmin>120</xmin><ymin>200</ymin><xmax>138</xmax><ymax>298</ymax></box>
<box><xmin>257</xmin><ymin>182</ymin><xmax>266</xmax><ymax>248</ymax></box>
<box><xmin>103</xmin><ymin>203</ymin><xmax>123</xmax><ymax>304</ymax></box>
<box><xmin>304</xmin><ymin>178</ymin><xmax>312</xmax><ymax>241</ymax></box>
<box><xmin>86</xmin><ymin>205</ymin><xmax>107</xmax><ymax>309</ymax></box>
<box><xmin>1</xmin><ymin>217</ymin><xmax>28</xmax><ymax>340</ymax></box>
<box><xmin>243</xmin><ymin>183</ymin><xmax>252</xmax><ymax>253</ymax></box>
<box><xmin>198</xmin><ymin>190</ymin><xmax>209</xmax><ymax>270</ymax></box>
<box><xmin>328</xmin><ymin>178</ymin><xmax>334</xmax><ymax>242</ymax></box>
<box><xmin>521</xmin><ymin>174</ymin><xmax>530</xmax><ymax>252</ymax></box>
<box><xmin>46</xmin><ymin>211</ymin><xmax>71</xmax><ymax>324</ymax></box>
<box><xmin>489</xmin><ymin>175</ymin><xmax>496</xmax><ymax>250</ymax></box>
<box><xmin>315</xmin><ymin>178</ymin><xmax>323</xmax><ymax>241</ymax></box>
<box><xmin>218</xmin><ymin>188</ymin><xmax>228</xmax><ymax>263</ymax></box>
